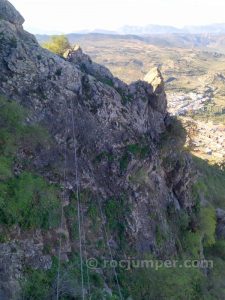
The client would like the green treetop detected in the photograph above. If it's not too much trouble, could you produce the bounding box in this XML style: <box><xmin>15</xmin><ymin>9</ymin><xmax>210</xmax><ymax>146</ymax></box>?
<box><xmin>42</xmin><ymin>35</ymin><xmax>71</xmax><ymax>56</ymax></box>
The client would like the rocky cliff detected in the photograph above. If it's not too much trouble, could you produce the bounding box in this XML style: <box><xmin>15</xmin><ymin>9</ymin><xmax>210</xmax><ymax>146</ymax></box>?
<box><xmin>0</xmin><ymin>1</ymin><xmax>196</xmax><ymax>299</ymax></box>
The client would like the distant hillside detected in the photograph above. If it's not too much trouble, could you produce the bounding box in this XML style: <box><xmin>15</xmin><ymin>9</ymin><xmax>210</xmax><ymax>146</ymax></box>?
<box><xmin>36</xmin><ymin>23</ymin><xmax>225</xmax><ymax>37</ymax></box>
<box><xmin>36</xmin><ymin>32</ymin><xmax>225</xmax><ymax>52</ymax></box>
<box><xmin>37</xmin><ymin>24</ymin><xmax>225</xmax><ymax>43</ymax></box>
<box><xmin>36</xmin><ymin>32</ymin><xmax>145</xmax><ymax>44</ymax></box>
<box><xmin>35</xmin><ymin>23</ymin><xmax>225</xmax><ymax>53</ymax></box>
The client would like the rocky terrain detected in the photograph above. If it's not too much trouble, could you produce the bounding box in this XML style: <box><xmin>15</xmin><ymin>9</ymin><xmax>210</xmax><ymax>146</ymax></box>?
<box><xmin>0</xmin><ymin>1</ymin><xmax>225</xmax><ymax>299</ymax></box>
<box><xmin>41</xmin><ymin>34</ymin><xmax>225</xmax><ymax>120</ymax></box>
<box><xmin>0</xmin><ymin>1</ymin><xmax>197</xmax><ymax>298</ymax></box>
<box><xmin>39</xmin><ymin>33</ymin><xmax>225</xmax><ymax>165</ymax></box>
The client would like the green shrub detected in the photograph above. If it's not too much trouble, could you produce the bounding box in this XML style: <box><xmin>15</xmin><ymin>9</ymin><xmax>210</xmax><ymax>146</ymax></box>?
<box><xmin>104</xmin><ymin>197</ymin><xmax>126</xmax><ymax>231</ymax></box>
<box><xmin>155</xmin><ymin>224</ymin><xmax>166</xmax><ymax>246</ymax></box>
<box><xmin>206</xmin><ymin>240</ymin><xmax>225</xmax><ymax>261</ymax></box>
<box><xmin>98</xmin><ymin>77</ymin><xmax>114</xmax><ymax>87</ymax></box>
<box><xmin>203</xmin><ymin>257</ymin><xmax>225</xmax><ymax>299</ymax></box>
<box><xmin>0</xmin><ymin>95</ymin><xmax>50</xmax><ymax>156</ymax></box>
<box><xmin>0</xmin><ymin>96</ymin><xmax>25</xmax><ymax>156</ymax></box>
<box><xmin>64</xmin><ymin>194</ymin><xmax>78</xmax><ymax>240</ymax></box>
<box><xmin>192</xmin><ymin>156</ymin><xmax>225</xmax><ymax>209</ymax></box>
<box><xmin>200</xmin><ymin>207</ymin><xmax>216</xmax><ymax>247</ymax></box>
<box><xmin>20</xmin><ymin>124</ymin><xmax>50</xmax><ymax>150</ymax></box>
<box><xmin>0</xmin><ymin>172</ymin><xmax>61</xmax><ymax>229</ymax></box>
<box><xmin>0</xmin><ymin>96</ymin><xmax>55</xmax><ymax>230</ymax></box>
<box><xmin>87</xmin><ymin>200</ymin><xmax>100</xmax><ymax>231</ymax></box>
<box><xmin>0</xmin><ymin>97</ymin><xmax>24</xmax><ymax>129</ymax></box>
<box><xmin>90</xmin><ymin>273</ymin><xmax>104</xmax><ymax>288</ymax></box>
<box><xmin>21</xmin><ymin>268</ymin><xmax>53</xmax><ymax>300</ymax></box>
<box><xmin>42</xmin><ymin>35</ymin><xmax>71</xmax><ymax>56</ymax></box>
<box><xmin>121</xmin><ymin>263</ymin><xmax>205</xmax><ymax>300</ymax></box>
<box><xmin>181</xmin><ymin>231</ymin><xmax>202</xmax><ymax>258</ymax></box>
<box><xmin>21</xmin><ymin>255</ymin><xmax>93</xmax><ymax>299</ymax></box>
<box><xmin>104</xmin><ymin>196</ymin><xmax>129</xmax><ymax>246</ymax></box>
<box><xmin>0</xmin><ymin>156</ymin><xmax>13</xmax><ymax>180</ymax></box>
<box><xmin>120</xmin><ymin>142</ymin><xmax>150</xmax><ymax>172</ymax></box>
<box><xmin>126</xmin><ymin>143</ymin><xmax>149</xmax><ymax>158</ymax></box>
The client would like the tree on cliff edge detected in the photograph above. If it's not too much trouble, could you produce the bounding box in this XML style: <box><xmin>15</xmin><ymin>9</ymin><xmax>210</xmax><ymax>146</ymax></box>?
<box><xmin>42</xmin><ymin>35</ymin><xmax>71</xmax><ymax>56</ymax></box>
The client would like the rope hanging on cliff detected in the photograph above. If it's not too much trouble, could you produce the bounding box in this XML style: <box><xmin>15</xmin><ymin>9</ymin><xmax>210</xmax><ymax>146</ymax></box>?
<box><xmin>56</xmin><ymin>141</ymin><xmax>67</xmax><ymax>300</ymax></box>
<box><xmin>65</xmin><ymin>98</ymin><xmax>122</xmax><ymax>299</ymax></box>
<box><xmin>96</xmin><ymin>196</ymin><xmax>123</xmax><ymax>300</ymax></box>
<box><xmin>70</xmin><ymin>102</ymin><xmax>85</xmax><ymax>300</ymax></box>
<box><xmin>79</xmin><ymin>185</ymin><xmax>91</xmax><ymax>298</ymax></box>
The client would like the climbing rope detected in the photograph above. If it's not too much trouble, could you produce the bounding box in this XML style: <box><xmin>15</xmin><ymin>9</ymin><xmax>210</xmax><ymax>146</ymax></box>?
<box><xmin>57</xmin><ymin>97</ymin><xmax>124</xmax><ymax>300</ymax></box>
<box><xmin>79</xmin><ymin>186</ymin><xmax>91</xmax><ymax>298</ymax></box>
<box><xmin>96</xmin><ymin>196</ymin><xmax>123</xmax><ymax>300</ymax></box>
<box><xmin>70</xmin><ymin>101</ymin><xmax>85</xmax><ymax>300</ymax></box>
<box><xmin>56</xmin><ymin>98</ymin><xmax>86</xmax><ymax>300</ymax></box>
<box><xmin>56</xmin><ymin>141</ymin><xmax>67</xmax><ymax>300</ymax></box>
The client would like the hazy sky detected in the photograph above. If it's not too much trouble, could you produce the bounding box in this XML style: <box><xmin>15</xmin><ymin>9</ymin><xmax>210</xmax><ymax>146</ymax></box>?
<box><xmin>10</xmin><ymin>0</ymin><xmax>225</xmax><ymax>34</ymax></box>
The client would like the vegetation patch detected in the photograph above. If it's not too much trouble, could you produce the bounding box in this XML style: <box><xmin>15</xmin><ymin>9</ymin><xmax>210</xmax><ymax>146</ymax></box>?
<box><xmin>98</xmin><ymin>77</ymin><xmax>114</xmax><ymax>87</ymax></box>
<box><xmin>200</xmin><ymin>206</ymin><xmax>216</xmax><ymax>247</ymax></box>
<box><xmin>94</xmin><ymin>151</ymin><xmax>114</xmax><ymax>163</ymax></box>
<box><xmin>120</xmin><ymin>142</ymin><xmax>150</xmax><ymax>172</ymax></box>
<box><xmin>0</xmin><ymin>172</ymin><xmax>60</xmax><ymax>229</ymax></box>
<box><xmin>64</xmin><ymin>194</ymin><xmax>78</xmax><ymax>240</ymax></box>
<box><xmin>120</xmin><ymin>262</ymin><xmax>205</xmax><ymax>300</ymax></box>
<box><xmin>192</xmin><ymin>156</ymin><xmax>225</xmax><ymax>209</ymax></box>
<box><xmin>104</xmin><ymin>195</ymin><xmax>129</xmax><ymax>247</ymax></box>
<box><xmin>0</xmin><ymin>95</ymin><xmax>58</xmax><ymax>230</ymax></box>
<box><xmin>42</xmin><ymin>35</ymin><xmax>71</xmax><ymax>56</ymax></box>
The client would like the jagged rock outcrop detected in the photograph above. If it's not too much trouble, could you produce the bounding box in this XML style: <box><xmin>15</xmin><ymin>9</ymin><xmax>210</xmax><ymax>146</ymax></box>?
<box><xmin>0</xmin><ymin>0</ymin><xmax>195</xmax><ymax>298</ymax></box>
<box><xmin>63</xmin><ymin>45</ymin><xmax>168</xmax><ymax>138</ymax></box>
<box><xmin>144</xmin><ymin>67</ymin><xmax>167</xmax><ymax>113</ymax></box>
<box><xmin>64</xmin><ymin>44</ymin><xmax>115</xmax><ymax>83</ymax></box>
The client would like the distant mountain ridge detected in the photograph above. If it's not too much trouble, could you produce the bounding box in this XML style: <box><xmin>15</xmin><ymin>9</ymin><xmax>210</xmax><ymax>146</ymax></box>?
<box><xmin>36</xmin><ymin>24</ymin><xmax>225</xmax><ymax>51</ymax></box>
<box><xmin>119</xmin><ymin>24</ymin><xmax>181</xmax><ymax>35</ymax></box>
<box><xmin>35</xmin><ymin>23</ymin><xmax>225</xmax><ymax>36</ymax></box>
<box><xmin>36</xmin><ymin>32</ymin><xmax>225</xmax><ymax>52</ymax></box>
<box><xmin>118</xmin><ymin>23</ymin><xmax>225</xmax><ymax>35</ymax></box>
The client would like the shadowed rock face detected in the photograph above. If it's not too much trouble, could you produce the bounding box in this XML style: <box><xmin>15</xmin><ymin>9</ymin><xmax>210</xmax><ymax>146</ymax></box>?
<box><xmin>0</xmin><ymin>0</ymin><xmax>195</xmax><ymax>298</ymax></box>
<box><xmin>216</xmin><ymin>209</ymin><xmax>225</xmax><ymax>239</ymax></box>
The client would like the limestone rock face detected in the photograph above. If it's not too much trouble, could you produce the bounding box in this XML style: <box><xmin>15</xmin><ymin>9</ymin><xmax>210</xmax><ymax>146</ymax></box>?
<box><xmin>63</xmin><ymin>45</ymin><xmax>167</xmax><ymax>139</ymax></box>
<box><xmin>0</xmin><ymin>1</ymin><xmax>195</xmax><ymax>297</ymax></box>
<box><xmin>144</xmin><ymin>67</ymin><xmax>163</xmax><ymax>89</ymax></box>
<box><xmin>144</xmin><ymin>67</ymin><xmax>167</xmax><ymax>113</ymax></box>
<box><xmin>0</xmin><ymin>0</ymin><xmax>24</xmax><ymax>25</ymax></box>
<box><xmin>64</xmin><ymin>44</ymin><xmax>125</xmax><ymax>90</ymax></box>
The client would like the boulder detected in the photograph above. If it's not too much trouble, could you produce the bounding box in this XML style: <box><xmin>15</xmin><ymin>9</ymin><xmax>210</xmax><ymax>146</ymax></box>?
<box><xmin>144</xmin><ymin>67</ymin><xmax>167</xmax><ymax>113</ymax></box>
